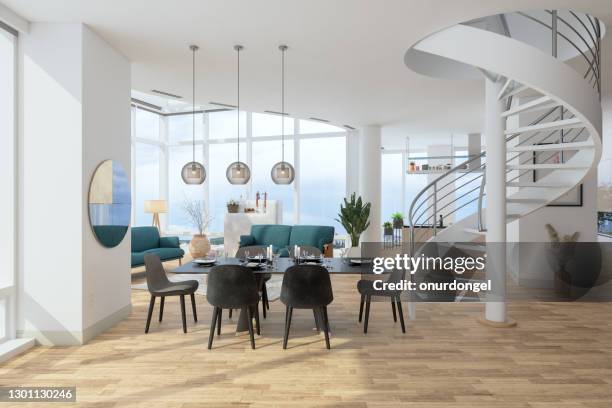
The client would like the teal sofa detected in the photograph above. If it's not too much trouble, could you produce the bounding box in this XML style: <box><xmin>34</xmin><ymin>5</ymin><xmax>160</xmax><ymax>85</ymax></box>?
<box><xmin>131</xmin><ymin>226</ymin><xmax>184</xmax><ymax>268</ymax></box>
<box><xmin>239</xmin><ymin>225</ymin><xmax>335</xmax><ymax>257</ymax></box>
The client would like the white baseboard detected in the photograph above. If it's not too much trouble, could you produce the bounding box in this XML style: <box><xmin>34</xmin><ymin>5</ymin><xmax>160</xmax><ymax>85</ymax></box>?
<box><xmin>0</xmin><ymin>338</ymin><xmax>36</xmax><ymax>364</ymax></box>
<box><xmin>17</xmin><ymin>303</ymin><xmax>132</xmax><ymax>346</ymax></box>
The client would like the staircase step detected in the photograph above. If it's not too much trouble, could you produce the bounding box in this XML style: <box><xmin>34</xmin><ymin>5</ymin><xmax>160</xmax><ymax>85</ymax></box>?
<box><xmin>506</xmin><ymin>197</ymin><xmax>548</xmax><ymax>204</ymax></box>
<box><xmin>497</xmin><ymin>78</ymin><xmax>516</xmax><ymax>100</ymax></box>
<box><xmin>505</xmin><ymin>118</ymin><xmax>582</xmax><ymax>135</ymax></box>
<box><xmin>499</xmin><ymin>83</ymin><xmax>530</xmax><ymax>100</ymax></box>
<box><xmin>501</xmin><ymin>96</ymin><xmax>554</xmax><ymax>117</ymax></box>
<box><xmin>507</xmin><ymin>141</ymin><xmax>593</xmax><ymax>152</ymax></box>
<box><xmin>507</xmin><ymin>163</ymin><xmax>588</xmax><ymax>170</ymax></box>
<box><xmin>463</xmin><ymin>228</ymin><xmax>486</xmax><ymax>236</ymax></box>
<box><xmin>507</xmin><ymin>181</ymin><xmax>574</xmax><ymax>188</ymax></box>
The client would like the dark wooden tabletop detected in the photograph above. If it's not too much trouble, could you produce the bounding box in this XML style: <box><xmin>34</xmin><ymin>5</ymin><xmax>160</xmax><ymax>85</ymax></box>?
<box><xmin>171</xmin><ymin>257</ymin><xmax>371</xmax><ymax>274</ymax></box>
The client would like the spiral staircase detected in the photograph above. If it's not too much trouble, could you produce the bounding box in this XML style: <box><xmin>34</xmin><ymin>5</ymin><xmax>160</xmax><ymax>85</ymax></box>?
<box><xmin>405</xmin><ymin>10</ymin><xmax>603</xmax><ymax>256</ymax></box>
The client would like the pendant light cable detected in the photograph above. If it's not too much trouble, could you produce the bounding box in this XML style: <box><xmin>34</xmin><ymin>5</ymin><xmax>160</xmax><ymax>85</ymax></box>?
<box><xmin>192</xmin><ymin>45</ymin><xmax>196</xmax><ymax>163</ymax></box>
<box><xmin>281</xmin><ymin>45</ymin><xmax>285</xmax><ymax>162</ymax></box>
<box><xmin>236</xmin><ymin>45</ymin><xmax>241</xmax><ymax>163</ymax></box>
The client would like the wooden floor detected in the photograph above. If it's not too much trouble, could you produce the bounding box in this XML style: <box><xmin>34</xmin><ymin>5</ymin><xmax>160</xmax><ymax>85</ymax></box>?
<box><xmin>2</xmin><ymin>259</ymin><xmax>612</xmax><ymax>407</ymax></box>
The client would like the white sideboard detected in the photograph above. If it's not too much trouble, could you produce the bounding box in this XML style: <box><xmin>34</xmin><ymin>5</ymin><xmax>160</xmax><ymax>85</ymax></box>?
<box><xmin>223</xmin><ymin>200</ymin><xmax>282</xmax><ymax>256</ymax></box>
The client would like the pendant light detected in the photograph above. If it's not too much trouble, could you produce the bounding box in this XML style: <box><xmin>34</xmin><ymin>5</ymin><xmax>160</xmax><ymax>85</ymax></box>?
<box><xmin>226</xmin><ymin>45</ymin><xmax>251</xmax><ymax>184</ymax></box>
<box><xmin>181</xmin><ymin>45</ymin><xmax>206</xmax><ymax>184</ymax></box>
<box><xmin>271</xmin><ymin>45</ymin><xmax>295</xmax><ymax>185</ymax></box>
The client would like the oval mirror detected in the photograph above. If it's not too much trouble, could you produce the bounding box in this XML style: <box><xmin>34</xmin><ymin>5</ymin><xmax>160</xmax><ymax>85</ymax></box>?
<box><xmin>88</xmin><ymin>160</ymin><xmax>131</xmax><ymax>248</ymax></box>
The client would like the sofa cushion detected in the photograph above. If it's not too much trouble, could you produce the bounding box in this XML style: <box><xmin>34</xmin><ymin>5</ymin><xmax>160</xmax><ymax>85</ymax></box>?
<box><xmin>289</xmin><ymin>225</ymin><xmax>335</xmax><ymax>251</ymax></box>
<box><xmin>131</xmin><ymin>252</ymin><xmax>146</xmax><ymax>268</ymax></box>
<box><xmin>131</xmin><ymin>226</ymin><xmax>160</xmax><ymax>252</ymax></box>
<box><xmin>250</xmin><ymin>225</ymin><xmax>292</xmax><ymax>249</ymax></box>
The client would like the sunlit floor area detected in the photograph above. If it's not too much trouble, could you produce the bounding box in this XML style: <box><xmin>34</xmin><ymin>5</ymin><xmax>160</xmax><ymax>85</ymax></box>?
<box><xmin>0</xmin><ymin>260</ymin><xmax>611</xmax><ymax>407</ymax></box>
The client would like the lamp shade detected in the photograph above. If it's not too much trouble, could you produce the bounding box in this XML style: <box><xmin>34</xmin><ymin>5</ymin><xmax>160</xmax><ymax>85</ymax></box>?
<box><xmin>144</xmin><ymin>200</ymin><xmax>168</xmax><ymax>214</ymax></box>
<box><xmin>271</xmin><ymin>161</ymin><xmax>295</xmax><ymax>184</ymax></box>
<box><xmin>226</xmin><ymin>161</ymin><xmax>251</xmax><ymax>184</ymax></box>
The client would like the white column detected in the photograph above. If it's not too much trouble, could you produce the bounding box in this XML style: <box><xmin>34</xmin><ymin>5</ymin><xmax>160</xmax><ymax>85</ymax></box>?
<box><xmin>484</xmin><ymin>78</ymin><xmax>508</xmax><ymax>323</ymax></box>
<box><xmin>358</xmin><ymin>126</ymin><xmax>381</xmax><ymax>243</ymax></box>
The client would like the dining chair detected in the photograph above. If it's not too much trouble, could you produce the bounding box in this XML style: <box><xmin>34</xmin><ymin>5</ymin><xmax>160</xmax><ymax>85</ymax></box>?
<box><xmin>144</xmin><ymin>254</ymin><xmax>199</xmax><ymax>334</ymax></box>
<box><xmin>235</xmin><ymin>246</ymin><xmax>271</xmax><ymax>318</ymax></box>
<box><xmin>357</xmin><ymin>268</ymin><xmax>406</xmax><ymax>334</ymax></box>
<box><xmin>206</xmin><ymin>265</ymin><xmax>261</xmax><ymax>349</ymax></box>
<box><xmin>280</xmin><ymin>264</ymin><xmax>333</xmax><ymax>349</ymax></box>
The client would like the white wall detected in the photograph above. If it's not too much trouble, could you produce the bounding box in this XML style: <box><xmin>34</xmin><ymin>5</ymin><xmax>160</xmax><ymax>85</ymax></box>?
<box><xmin>81</xmin><ymin>26</ymin><xmax>131</xmax><ymax>340</ymax></box>
<box><xmin>19</xmin><ymin>23</ymin><xmax>85</xmax><ymax>344</ymax></box>
<box><xmin>18</xmin><ymin>23</ymin><xmax>131</xmax><ymax>345</ymax></box>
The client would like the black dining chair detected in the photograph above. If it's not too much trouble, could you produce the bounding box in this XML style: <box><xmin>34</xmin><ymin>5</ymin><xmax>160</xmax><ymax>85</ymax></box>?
<box><xmin>144</xmin><ymin>254</ymin><xmax>199</xmax><ymax>334</ymax></box>
<box><xmin>357</xmin><ymin>268</ymin><xmax>406</xmax><ymax>334</ymax></box>
<box><xmin>206</xmin><ymin>265</ymin><xmax>261</xmax><ymax>349</ymax></box>
<box><xmin>280</xmin><ymin>264</ymin><xmax>333</xmax><ymax>349</ymax></box>
<box><xmin>235</xmin><ymin>246</ymin><xmax>271</xmax><ymax>318</ymax></box>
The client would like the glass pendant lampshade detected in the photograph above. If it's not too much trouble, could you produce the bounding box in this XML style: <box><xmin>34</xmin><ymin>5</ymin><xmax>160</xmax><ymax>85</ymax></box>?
<box><xmin>272</xmin><ymin>45</ymin><xmax>295</xmax><ymax>185</ymax></box>
<box><xmin>181</xmin><ymin>44</ymin><xmax>206</xmax><ymax>185</ymax></box>
<box><xmin>226</xmin><ymin>45</ymin><xmax>251</xmax><ymax>185</ymax></box>
<box><xmin>226</xmin><ymin>161</ymin><xmax>251</xmax><ymax>184</ymax></box>
<box><xmin>182</xmin><ymin>161</ymin><xmax>206</xmax><ymax>184</ymax></box>
<box><xmin>271</xmin><ymin>161</ymin><xmax>295</xmax><ymax>184</ymax></box>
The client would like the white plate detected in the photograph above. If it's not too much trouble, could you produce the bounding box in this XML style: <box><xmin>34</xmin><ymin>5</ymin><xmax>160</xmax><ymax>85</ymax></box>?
<box><xmin>349</xmin><ymin>259</ymin><xmax>372</xmax><ymax>265</ymax></box>
<box><xmin>193</xmin><ymin>259</ymin><xmax>216</xmax><ymax>265</ymax></box>
<box><xmin>245</xmin><ymin>262</ymin><xmax>262</xmax><ymax>268</ymax></box>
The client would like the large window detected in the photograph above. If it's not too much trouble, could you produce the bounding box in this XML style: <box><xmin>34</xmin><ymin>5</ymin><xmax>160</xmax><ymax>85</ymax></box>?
<box><xmin>131</xmin><ymin>108</ymin><xmax>348</xmax><ymax>237</ymax></box>
<box><xmin>0</xmin><ymin>26</ymin><xmax>17</xmax><ymax>344</ymax></box>
<box><xmin>300</xmin><ymin>136</ymin><xmax>346</xmax><ymax>232</ymax></box>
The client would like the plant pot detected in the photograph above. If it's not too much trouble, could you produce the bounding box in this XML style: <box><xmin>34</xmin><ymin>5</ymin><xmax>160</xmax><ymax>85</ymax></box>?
<box><xmin>384</xmin><ymin>227</ymin><xmax>393</xmax><ymax>236</ymax></box>
<box><xmin>189</xmin><ymin>234</ymin><xmax>211</xmax><ymax>258</ymax></box>
<box><xmin>393</xmin><ymin>219</ymin><xmax>403</xmax><ymax>229</ymax></box>
<box><xmin>227</xmin><ymin>204</ymin><xmax>239</xmax><ymax>213</ymax></box>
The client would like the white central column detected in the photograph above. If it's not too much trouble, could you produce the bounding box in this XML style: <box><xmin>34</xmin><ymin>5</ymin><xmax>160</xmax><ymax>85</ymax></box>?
<box><xmin>358</xmin><ymin>125</ymin><xmax>381</xmax><ymax>244</ymax></box>
<box><xmin>483</xmin><ymin>78</ymin><xmax>510</xmax><ymax>325</ymax></box>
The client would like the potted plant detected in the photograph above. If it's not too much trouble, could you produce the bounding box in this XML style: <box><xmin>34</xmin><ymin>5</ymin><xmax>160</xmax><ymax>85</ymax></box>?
<box><xmin>544</xmin><ymin>224</ymin><xmax>601</xmax><ymax>300</ymax></box>
<box><xmin>383</xmin><ymin>221</ymin><xmax>393</xmax><ymax>236</ymax></box>
<box><xmin>183</xmin><ymin>199</ymin><xmax>213</xmax><ymax>258</ymax></box>
<box><xmin>335</xmin><ymin>193</ymin><xmax>371</xmax><ymax>249</ymax></box>
<box><xmin>227</xmin><ymin>199</ymin><xmax>239</xmax><ymax>213</ymax></box>
<box><xmin>391</xmin><ymin>212</ymin><xmax>404</xmax><ymax>229</ymax></box>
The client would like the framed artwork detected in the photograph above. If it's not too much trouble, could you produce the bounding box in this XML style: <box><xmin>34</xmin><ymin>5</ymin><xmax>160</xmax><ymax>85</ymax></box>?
<box><xmin>532</xmin><ymin>143</ymin><xmax>583</xmax><ymax>207</ymax></box>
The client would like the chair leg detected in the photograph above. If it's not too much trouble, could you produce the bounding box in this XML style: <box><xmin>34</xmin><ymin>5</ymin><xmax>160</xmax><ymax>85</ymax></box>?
<box><xmin>391</xmin><ymin>298</ymin><xmax>397</xmax><ymax>322</ymax></box>
<box><xmin>190</xmin><ymin>293</ymin><xmax>198</xmax><ymax>322</ymax></box>
<box><xmin>229</xmin><ymin>309</ymin><xmax>233</xmax><ymax>318</ymax></box>
<box><xmin>180</xmin><ymin>295</ymin><xmax>187</xmax><ymax>334</ymax></box>
<box><xmin>217</xmin><ymin>308</ymin><xmax>222</xmax><ymax>336</ymax></box>
<box><xmin>254</xmin><ymin>304</ymin><xmax>261</xmax><ymax>336</ymax></box>
<box><xmin>246</xmin><ymin>307</ymin><xmax>255</xmax><ymax>349</ymax></box>
<box><xmin>364</xmin><ymin>295</ymin><xmax>371</xmax><ymax>334</ymax></box>
<box><xmin>262</xmin><ymin>295</ymin><xmax>267</xmax><ymax>319</ymax></box>
<box><xmin>396</xmin><ymin>296</ymin><xmax>406</xmax><ymax>333</ymax></box>
<box><xmin>313</xmin><ymin>309</ymin><xmax>321</xmax><ymax>332</ymax></box>
<box><xmin>145</xmin><ymin>295</ymin><xmax>156</xmax><ymax>333</ymax></box>
<box><xmin>322</xmin><ymin>306</ymin><xmax>331</xmax><ymax>350</ymax></box>
<box><xmin>263</xmin><ymin>284</ymin><xmax>270</xmax><ymax>310</ymax></box>
<box><xmin>283</xmin><ymin>306</ymin><xmax>293</xmax><ymax>349</ymax></box>
<box><xmin>159</xmin><ymin>296</ymin><xmax>165</xmax><ymax>322</ymax></box>
<box><xmin>208</xmin><ymin>307</ymin><xmax>218</xmax><ymax>349</ymax></box>
<box><xmin>358</xmin><ymin>294</ymin><xmax>365</xmax><ymax>322</ymax></box>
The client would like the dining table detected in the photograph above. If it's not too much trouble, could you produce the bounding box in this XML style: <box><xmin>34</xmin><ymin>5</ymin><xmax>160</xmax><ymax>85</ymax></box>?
<box><xmin>172</xmin><ymin>257</ymin><xmax>372</xmax><ymax>332</ymax></box>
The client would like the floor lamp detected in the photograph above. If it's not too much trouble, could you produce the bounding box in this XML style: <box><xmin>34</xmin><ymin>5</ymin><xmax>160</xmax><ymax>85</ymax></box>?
<box><xmin>144</xmin><ymin>200</ymin><xmax>167</xmax><ymax>230</ymax></box>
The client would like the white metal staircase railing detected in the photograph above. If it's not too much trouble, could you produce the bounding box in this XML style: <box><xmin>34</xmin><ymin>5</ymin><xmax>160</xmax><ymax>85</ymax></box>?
<box><xmin>407</xmin><ymin>10</ymin><xmax>603</xmax><ymax>255</ymax></box>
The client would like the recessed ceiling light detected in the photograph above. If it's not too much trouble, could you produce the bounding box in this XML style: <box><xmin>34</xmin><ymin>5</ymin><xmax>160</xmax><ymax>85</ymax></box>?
<box><xmin>210</xmin><ymin>101</ymin><xmax>238</xmax><ymax>109</ymax></box>
<box><xmin>264</xmin><ymin>110</ymin><xmax>290</xmax><ymax>116</ymax></box>
<box><xmin>151</xmin><ymin>89</ymin><xmax>182</xmax><ymax>99</ymax></box>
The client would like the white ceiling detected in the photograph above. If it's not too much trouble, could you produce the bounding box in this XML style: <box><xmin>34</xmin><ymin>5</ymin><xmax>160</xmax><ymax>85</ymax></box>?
<box><xmin>3</xmin><ymin>0</ymin><xmax>612</xmax><ymax>132</ymax></box>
